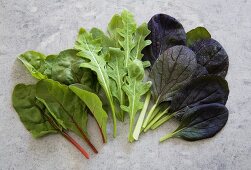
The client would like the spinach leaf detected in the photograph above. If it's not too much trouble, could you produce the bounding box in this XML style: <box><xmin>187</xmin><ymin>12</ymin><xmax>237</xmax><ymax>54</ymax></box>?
<box><xmin>12</xmin><ymin>84</ymin><xmax>57</xmax><ymax>138</ymax></box>
<box><xmin>160</xmin><ymin>103</ymin><xmax>228</xmax><ymax>142</ymax></box>
<box><xmin>75</xmin><ymin>28</ymin><xmax>117</xmax><ymax>137</ymax></box>
<box><xmin>143</xmin><ymin>45</ymin><xmax>197</xmax><ymax>128</ymax></box>
<box><xmin>190</xmin><ymin>38</ymin><xmax>229</xmax><ymax>78</ymax></box>
<box><xmin>142</xmin><ymin>14</ymin><xmax>186</xmax><ymax>65</ymax></box>
<box><xmin>186</xmin><ymin>27</ymin><xmax>211</xmax><ymax>47</ymax></box>
<box><xmin>18</xmin><ymin>51</ymin><xmax>47</xmax><ymax>79</ymax></box>
<box><xmin>121</xmin><ymin>60</ymin><xmax>151</xmax><ymax>142</ymax></box>
<box><xmin>12</xmin><ymin>83</ymin><xmax>90</xmax><ymax>158</ymax></box>
<box><xmin>170</xmin><ymin>76</ymin><xmax>229</xmax><ymax>118</ymax></box>
<box><xmin>36</xmin><ymin>79</ymin><xmax>98</xmax><ymax>153</ymax></box>
<box><xmin>69</xmin><ymin>84</ymin><xmax>108</xmax><ymax>143</ymax></box>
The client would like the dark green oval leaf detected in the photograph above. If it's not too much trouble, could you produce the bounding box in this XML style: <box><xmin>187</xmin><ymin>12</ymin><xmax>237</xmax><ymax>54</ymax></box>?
<box><xmin>160</xmin><ymin>103</ymin><xmax>228</xmax><ymax>141</ymax></box>
<box><xmin>191</xmin><ymin>38</ymin><xmax>229</xmax><ymax>78</ymax></box>
<box><xmin>170</xmin><ymin>76</ymin><xmax>229</xmax><ymax>118</ymax></box>
<box><xmin>150</xmin><ymin>45</ymin><xmax>197</xmax><ymax>103</ymax></box>
<box><xmin>186</xmin><ymin>27</ymin><xmax>211</xmax><ymax>47</ymax></box>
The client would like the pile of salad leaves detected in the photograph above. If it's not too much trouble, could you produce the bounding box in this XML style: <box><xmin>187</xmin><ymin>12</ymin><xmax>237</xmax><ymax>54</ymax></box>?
<box><xmin>12</xmin><ymin>11</ymin><xmax>230</xmax><ymax>159</ymax></box>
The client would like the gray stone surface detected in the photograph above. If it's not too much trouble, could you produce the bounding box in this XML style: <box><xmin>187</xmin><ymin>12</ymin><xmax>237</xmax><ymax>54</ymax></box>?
<box><xmin>1</xmin><ymin>0</ymin><xmax>251</xmax><ymax>169</ymax></box>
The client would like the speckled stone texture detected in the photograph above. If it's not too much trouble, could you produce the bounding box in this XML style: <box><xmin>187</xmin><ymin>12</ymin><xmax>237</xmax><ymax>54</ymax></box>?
<box><xmin>0</xmin><ymin>0</ymin><xmax>251</xmax><ymax>169</ymax></box>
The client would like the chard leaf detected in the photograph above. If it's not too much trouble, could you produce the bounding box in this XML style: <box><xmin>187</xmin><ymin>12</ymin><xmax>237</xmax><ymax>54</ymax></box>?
<box><xmin>142</xmin><ymin>14</ymin><xmax>186</xmax><ymax>65</ymax></box>
<box><xmin>160</xmin><ymin>103</ymin><xmax>228</xmax><ymax>141</ymax></box>
<box><xmin>47</xmin><ymin>49</ymin><xmax>86</xmax><ymax>85</ymax></box>
<box><xmin>36</xmin><ymin>79</ymin><xmax>88</xmax><ymax>136</ymax></box>
<box><xmin>18</xmin><ymin>51</ymin><xmax>47</xmax><ymax>79</ymax></box>
<box><xmin>186</xmin><ymin>27</ymin><xmax>211</xmax><ymax>47</ymax></box>
<box><xmin>170</xmin><ymin>76</ymin><xmax>229</xmax><ymax>119</ymax></box>
<box><xmin>150</xmin><ymin>45</ymin><xmax>197</xmax><ymax>103</ymax></box>
<box><xmin>74</xmin><ymin>28</ymin><xmax>117</xmax><ymax>137</ymax></box>
<box><xmin>69</xmin><ymin>84</ymin><xmax>108</xmax><ymax>143</ymax></box>
<box><xmin>121</xmin><ymin>60</ymin><xmax>151</xmax><ymax>142</ymax></box>
<box><xmin>190</xmin><ymin>38</ymin><xmax>229</xmax><ymax>78</ymax></box>
<box><xmin>12</xmin><ymin>84</ymin><xmax>57</xmax><ymax>138</ymax></box>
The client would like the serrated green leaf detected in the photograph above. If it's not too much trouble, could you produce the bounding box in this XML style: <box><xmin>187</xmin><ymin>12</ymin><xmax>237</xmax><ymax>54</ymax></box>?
<box><xmin>121</xmin><ymin>60</ymin><xmax>151</xmax><ymax>142</ymax></box>
<box><xmin>75</xmin><ymin>28</ymin><xmax>117</xmax><ymax>137</ymax></box>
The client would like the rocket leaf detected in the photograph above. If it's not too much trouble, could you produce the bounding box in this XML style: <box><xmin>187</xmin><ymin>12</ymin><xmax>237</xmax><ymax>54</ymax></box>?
<box><xmin>160</xmin><ymin>103</ymin><xmax>228</xmax><ymax>142</ymax></box>
<box><xmin>121</xmin><ymin>59</ymin><xmax>151</xmax><ymax>142</ymax></box>
<box><xmin>142</xmin><ymin>14</ymin><xmax>186</xmax><ymax>65</ymax></box>
<box><xmin>74</xmin><ymin>28</ymin><xmax>117</xmax><ymax>137</ymax></box>
<box><xmin>69</xmin><ymin>84</ymin><xmax>108</xmax><ymax>143</ymax></box>
<box><xmin>190</xmin><ymin>38</ymin><xmax>229</xmax><ymax>78</ymax></box>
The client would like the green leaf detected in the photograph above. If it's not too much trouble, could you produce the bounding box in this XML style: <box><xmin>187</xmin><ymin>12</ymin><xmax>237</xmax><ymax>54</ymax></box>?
<box><xmin>107</xmin><ymin>14</ymin><xmax>123</xmax><ymax>48</ymax></box>
<box><xmin>121</xmin><ymin>60</ymin><xmax>151</xmax><ymax>142</ymax></box>
<box><xmin>18</xmin><ymin>51</ymin><xmax>47</xmax><ymax>79</ymax></box>
<box><xmin>47</xmin><ymin>49</ymin><xmax>86</xmax><ymax>85</ymax></box>
<box><xmin>117</xmin><ymin>10</ymin><xmax>137</xmax><ymax>67</ymax></box>
<box><xmin>75</xmin><ymin>28</ymin><xmax>117</xmax><ymax>137</ymax></box>
<box><xmin>186</xmin><ymin>27</ymin><xmax>211</xmax><ymax>47</ymax></box>
<box><xmin>12</xmin><ymin>84</ymin><xmax>57</xmax><ymax>138</ymax></box>
<box><xmin>131</xmin><ymin>23</ymin><xmax>151</xmax><ymax>60</ymax></box>
<box><xmin>107</xmin><ymin>48</ymin><xmax>127</xmax><ymax>121</ymax></box>
<box><xmin>69</xmin><ymin>84</ymin><xmax>108</xmax><ymax>143</ymax></box>
<box><xmin>35</xmin><ymin>79</ymin><xmax>88</xmax><ymax>137</ymax></box>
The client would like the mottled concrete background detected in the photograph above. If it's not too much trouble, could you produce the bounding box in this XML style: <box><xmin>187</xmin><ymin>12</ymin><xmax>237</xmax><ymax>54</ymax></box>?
<box><xmin>0</xmin><ymin>0</ymin><xmax>251</xmax><ymax>169</ymax></box>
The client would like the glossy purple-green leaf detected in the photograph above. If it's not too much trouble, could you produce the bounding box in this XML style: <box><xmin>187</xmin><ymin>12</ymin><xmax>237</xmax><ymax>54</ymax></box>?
<box><xmin>190</xmin><ymin>38</ymin><xmax>229</xmax><ymax>78</ymax></box>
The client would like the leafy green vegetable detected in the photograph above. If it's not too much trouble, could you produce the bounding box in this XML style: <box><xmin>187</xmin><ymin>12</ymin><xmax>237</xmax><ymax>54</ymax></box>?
<box><xmin>12</xmin><ymin>84</ymin><xmax>90</xmax><ymax>158</ymax></box>
<box><xmin>190</xmin><ymin>38</ymin><xmax>229</xmax><ymax>78</ymax></box>
<box><xmin>142</xmin><ymin>14</ymin><xmax>186</xmax><ymax>65</ymax></box>
<box><xmin>186</xmin><ymin>27</ymin><xmax>211</xmax><ymax>47</ymax></box>
<box><xmin>69</xmin><ymin>84</ymin><xmax>108</xmax><ymax>143</ymax></box>
<box><xmin>143</xmin><ymin>45</ymin><xmax>197</xmax><ymax>128</ymax></box>
<box><xmin>12</xmin><ymin>84</ymin><xmax>56</xmax><ymax>137</ymax></box>
<box><xmin>121</xmin><ymin>60</ymin><xmax>151</xmax><ymax>142</ymax></box>
<box><xmin>18</xmin><ymin>51</ymin><xmax>47</xmax><ymax>79</ymax></box>
<box><xmin>160</xmin><ymin>103</ymin><xmax>228</xmax><ymax>142</ymax></box>
<box><xmin>36</xmin><ymin>79</ymin><xmax>98</xmax><ymax>153</ymax></box>
<box><xmin>75</xmin><ymin>28</ymin><xmax>117</xmax><ymax>137</ymax></box>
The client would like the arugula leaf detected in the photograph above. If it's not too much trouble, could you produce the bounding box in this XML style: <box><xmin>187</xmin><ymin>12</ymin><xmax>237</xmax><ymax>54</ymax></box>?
<box><xmin>12</xmin><ymin>84</ymin><xmax>57</xmax><ymax>138</ymax></box>
<box><xmin>186</xmin><ymin>27</ymin><xmax>211</xmax><ymax>47</ymax></box>
<box><xmin>116</xmin><ymin>10</ymin><xmax>137</xmax><ymax>67</ymax></box>
<box><xmin>143</xmin><ymin>46</ymin><xmax>197</xmax><ymax>128</ymax></box>
<box><xmin>107</xmin><ymin>48</ymin><xmax>127</xmax><ymax>120</ymax></box>
<box><xmin>142</xmin><ymin>14</ymin><xmax>186</xmax><ymax>65</ymax></box>
<box><xmin>18</xmin><ymin>51</ymin><xmax>47</xmax><ymax>79</ymax></box>
<box><xmin>69</xmin><ymin>84</ymin><xmax>108</xmax><ymax>143</ymax></box>
<box><xmin>36</xmin><ymin>79</ymin><xmax>98</xmax><ymax>153</ymax></box>
<box><xmin>160</xmin><ymin>103</ymin><xmax>228</xmax><ymax>142</ymax></box>
<box><xmin>190</xmin><ymin>38</ymin><xmax>229</xmax><ymax>78</ymax></box>
<box><xmin>74</xmin><ymin>28</ymin><xmax>117</xmax><ymax>137</ymax></box>
<box><xmin>12</xmin><ymin>83</ymin><xmax>90</xmax><ymax>158</ymax></box>
<box><xmin>121</xmin><ymin>60</ymin><xmax>151</xmax><ymax>142</ymax></box>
